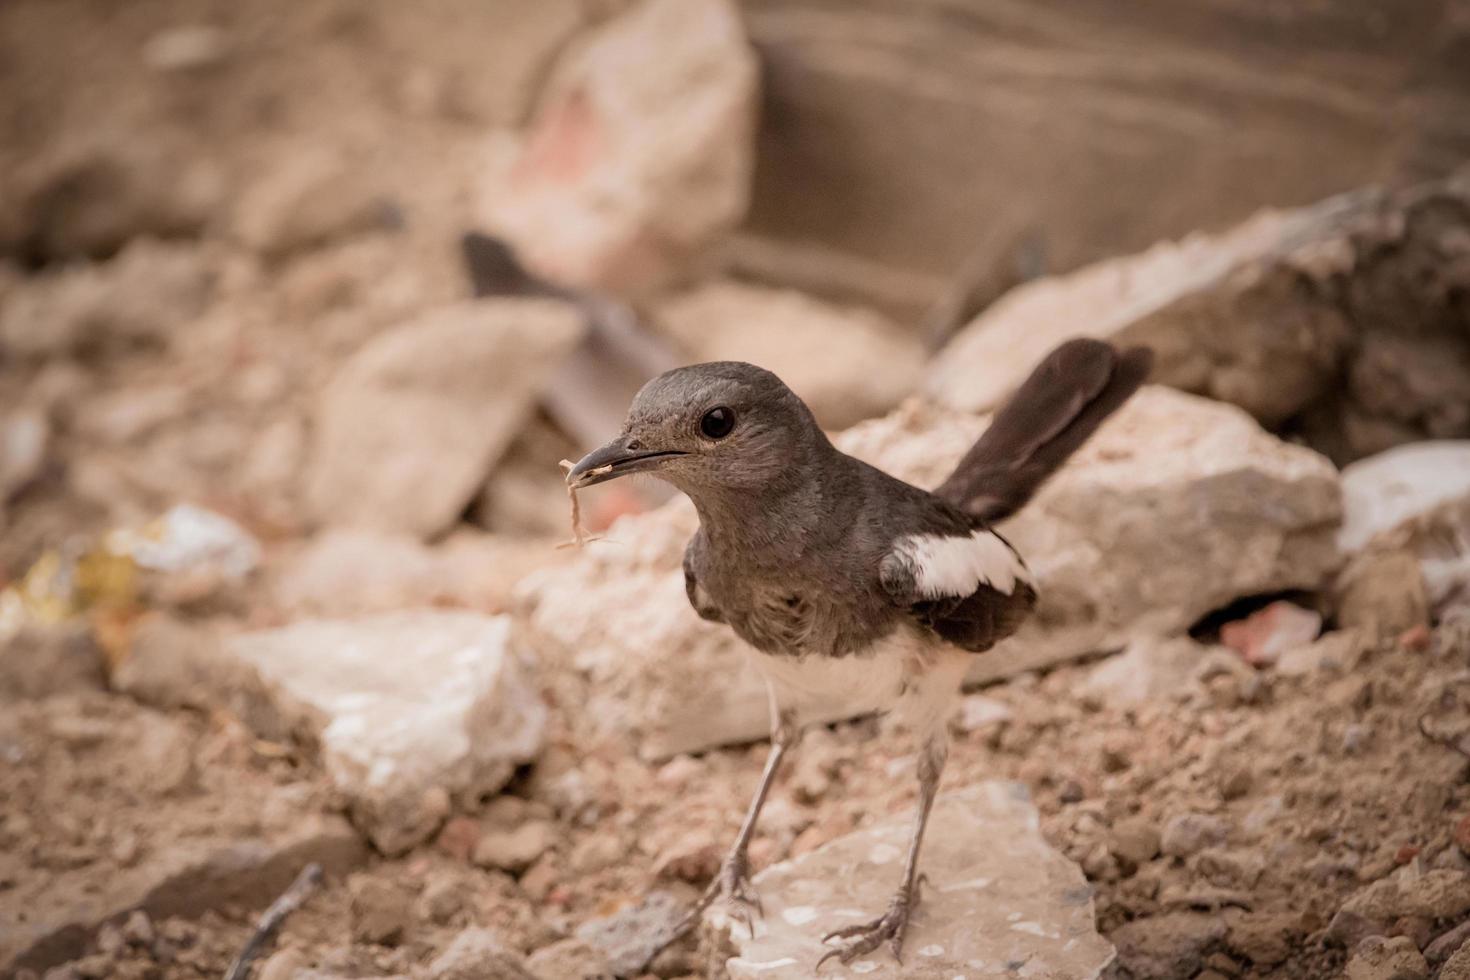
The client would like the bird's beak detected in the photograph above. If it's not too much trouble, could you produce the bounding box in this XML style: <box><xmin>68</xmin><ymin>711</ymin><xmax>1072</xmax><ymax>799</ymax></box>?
<box><xmin>565</xmin><ymin>436</ymin><xmax>687</xmax><ymax>489</ymax></box>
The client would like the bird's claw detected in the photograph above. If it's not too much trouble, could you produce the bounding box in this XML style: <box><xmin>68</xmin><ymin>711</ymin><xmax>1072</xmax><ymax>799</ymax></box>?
<box><xmin>815</xmin><ymin>878</ymin><xmax>926</xmax><ymax>971</ymax></box>
<box><xmin>670</xmin><ymin>851</ymin><xmax>764</xmax><ymax>945</ymax></box>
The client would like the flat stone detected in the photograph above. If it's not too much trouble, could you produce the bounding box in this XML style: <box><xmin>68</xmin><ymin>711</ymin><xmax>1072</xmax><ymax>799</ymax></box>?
<box><xmin>306</xmin><ymin>298</ymin><xmax>583</xmax><ymax>538</ymax></box>
<box><xmin>521</xmin><ymin>387</ymin><xmax>1341</xmax><ymax>757</ymax></box>
<box><xmin>711</xmin><ymin>782</ymin><xmax>1113</xmax><ymax>979</ymax></box>
<box><xmin>226</xmin><ymin>613</ymin><xmax>546</xmax><ymax>854</ymax></box>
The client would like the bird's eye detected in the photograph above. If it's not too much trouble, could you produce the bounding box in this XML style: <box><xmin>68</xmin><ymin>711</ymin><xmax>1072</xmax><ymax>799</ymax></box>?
<box><xmin>700</xmin><ymin>406</ymin><xmax>736</xmax><ymax>439</ymax></box>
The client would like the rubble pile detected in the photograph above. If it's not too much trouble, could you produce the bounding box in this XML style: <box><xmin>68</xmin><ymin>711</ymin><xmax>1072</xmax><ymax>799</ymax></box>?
<box><xmin>2</xmin><ymin>2</ymin><xmax>1470</xmax><ymax>980</ymax></box>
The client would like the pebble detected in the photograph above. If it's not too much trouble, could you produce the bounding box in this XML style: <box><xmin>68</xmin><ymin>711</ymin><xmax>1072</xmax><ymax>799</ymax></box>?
<box><xmin>121</xmin><ymin>910</ymin><xmax>154</xmax><ymax>947</ymax></box>
<box><xmin>256</xmin><ymin>948</ymin><xmax>304</xmax><ymax>980</ymax></box>
<box><xmin>350</xmin><ymin>876</ymin><xmax>413</xmax><ymax>946</ymax></box>
<box><xmin>436</xmin><ymin>816</ymin><xmax>482</xmax><ymax>862</ymax></box>
<box><xmin>568</xmin><ymin>832</ymin><xmax>625</xmax><ymax>874</ymax></box>
<box><xmin>1454</xmin><ymin>816</ymin><xmax>1470</xmax><ymax>857</ymax></box>
<box><xmin>1442</xmin><ymin>941</ymin><xmax>1470</xmax><ymax>980</ymax></box>
<box><xmin>474</xmin><ymin>821</ymin><xmax>557</xmax><ymax>874</ymax></box>
<box><xmin>418</xmin><ymin>872</ymin><xmax>467</xmax><ymax>925</ymax></box>
<box><xmin>1110</xmin><ymin>818</ymin><xmax>1163</xmax><ymax>870</ymax></box>
<box><xmin>1344</xmin><ymin>935</ymin><xmax>1428</xmax><ymax>980</ymax></box>
<box><xmin>1343</xmin><ymin>723</ymin><xmax>1372</xmax><ymax>754</ymax></box>
<box><xmin>427</xmin><ymin>928</ymin><xmax>537</xmax><ymax>980</ymax></box>
<box><xmin>525</xmin><ymin>938</ymin><xmax>612</xmax><ymax>979</ymax></box>
<box><xmin>1161</xmin><ymin>812</ymin><xmax>1229</xmax><ymax>858</ymax></box>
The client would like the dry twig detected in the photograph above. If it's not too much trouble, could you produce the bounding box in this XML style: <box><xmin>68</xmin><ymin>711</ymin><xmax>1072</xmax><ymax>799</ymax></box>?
<box><xmin>222</xmin><ymin>863</ymin><xmax>323</xmax><ymax>980</ymax></box>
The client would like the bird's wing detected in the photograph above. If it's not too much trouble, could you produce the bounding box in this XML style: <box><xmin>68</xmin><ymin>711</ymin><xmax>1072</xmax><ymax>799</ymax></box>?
<box><xmin>683</xmin><ymin>534</ymin><xmax>725</xmax><ymax>623</ymax></box>
<box><xmin>879</xmin><ymin>528</ymin><xmax>1037</xmax><ymax>652</ymax></box>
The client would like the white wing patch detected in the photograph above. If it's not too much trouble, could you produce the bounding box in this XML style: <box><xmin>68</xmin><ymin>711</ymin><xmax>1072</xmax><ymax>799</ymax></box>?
<box><xmin>898</xmin><ymin>530</ymin><xmax>1032</xmax><ymax>597</ymax></box>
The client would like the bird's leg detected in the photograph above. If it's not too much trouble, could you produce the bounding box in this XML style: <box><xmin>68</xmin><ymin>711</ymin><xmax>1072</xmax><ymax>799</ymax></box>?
<box><xmin>818</xmin><ymin>732</ymin><xmax>946</xmax><ymax>970</ymax></box>
<box><xmin>666</xmin><ymin>704</ymin><xmax>802</xmax><ymax>944</ymax></box>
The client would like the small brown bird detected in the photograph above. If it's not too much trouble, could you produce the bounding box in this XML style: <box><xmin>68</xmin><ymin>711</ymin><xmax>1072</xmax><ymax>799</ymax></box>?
<box><xmin>566</xmin><ymin>339</ymin><xmax>1152</xmax><ymax>967</ymax></box>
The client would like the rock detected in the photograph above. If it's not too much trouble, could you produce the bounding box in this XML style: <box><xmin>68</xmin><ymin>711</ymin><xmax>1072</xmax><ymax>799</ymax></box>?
<box><xmin>575</xmin><ymin>892</ymin><xmax>685</xmax><ymax>977</ymax></box>
<box><xmin>0</xmin><ymin>408</ymin><xmax>48</xmax><ymax>502</ymax></box>
<box><xmin>1223</xmin><ymin>910</ymin><xmax>1298</xmax><ymax>967</ymax></box>
<box><xmin>1276</xmin><ymin>628</ymin><xmax>1368</xmax><ymax>677</ymax></box>
<box><xmin>1160</xmin><ymin>813</ymin><xmax>1229</xmax><ymax>859</ymax></box>
<box><xmin>1335</xmin><ymin>551</ymin><xmax>1431</xmax><ymax>640</ymax></box>
<box><xmin>1443</xmin><ymin>942</ymin><xmax>1470</xmax><ymax>980</ymax></box>
<box><xmin>653</xmin><ymin>282</ymin><xmax>924</xmax><ymax>428</ymax></box>
<box><xmin>256</xmin><ymin>947</ymin><xmax>304</xmax><ymax>980</ymax></box>
<box><xmin>0</xmin><ymin>623</ymin><xmax>106</xmax><ymax>700</ymax></box>
<box><xmin>419</xmin><ymin>872</ymin><xmax>469</xmax><ymax>926</ymax></box>
<box><xmin>479</xmin><ymin>0</ymin><xmax>757</xmax><ymax>294</ymax></box>
<box><xmin>1330</xmin><ymin>869</ymin><xmax>1470</xmax><ymax>946</ymax></box>
<box><xmin>1340</xmin><ymin>442</ymin><xmax>1470</xmax><ymax>552</ymax></box>
<box><xmin>1338</xmin><ymin>442</ymin><xmax>1470</xmax><ymax>616</ymax></box>
<box><xmin>1110</xmin><ymin>819</ymin><xmax>1163</xmax><ymax>871</ymax></box>
<box><xmin>306</xmin><ymin>298</ymin><xmax>582</xmax><ymax>538</ymax></box>
<box><xmin>225</xmin><ymin>613</ymin><xmax>547</xmax><ymax>854</ymax></box>
<box><xmin>1110</xmin><ymin>912</ymin><xmax>1227</xmax><ymax>980</ymax></box>
<box><xmin>233</xmin><ymin>147</ymin><xmax>393</xmax><ymax>256</ymax></box>
<box><xmin>0</xmin><ymin>239</ymin><xmax>212</xmax><ymax>360</ymax></box>
<box><xmin>474</xmin><ymin>821</ymin><xmax>557</xmax><ymax>874</ymax></box>
<box><xmin>926</xmin><ymin>176</ymin><xmax>1470</xmax><ymax>465</ymax></box>
<box><xmin>712</xmin><ymin>782</ymin><xmax>1113</xmax><ymax>979</ymax></box>
<box><xmin>141</xmin><ymin>25</ymin><xmax>228</xmax><ymax>72</ymax></box>
<box><xmin>427</xmin><ymin>929</ymin><xmax>537</xmax><ymax>980</ymax></box>
<box><xmin>525</xmin><ymin>939</ymin><xmax>612</xmax><ymax>980</ymax></box>
<box><xmin>111</xmin><ymin>503</ymin><xmax>260</xmax><ymax>581</ymax></box>
<box><xmin>1344</xmin><ymin>935</ymin><xmax>1429</xmax><ymax>980</ymax></box>
<box><xmin>350</xmin><ymin>876</ymin><xmax>413</xmax><ymax>946</ymax></box>
<box><xmin>1219</xmin><ymin>601</ymin><xmax>1323</xmax><ymax>668</ymax></box>
<box><xmin>955</xmin><ymin>694</ymin><xmax>1012</xmax><ymax>733</ymax></box>
<box><xmin>521</xmin><ymin>387</ymin><xmax>1341</xmax><ymax>757</ymax></box>
<box><xmin>1077</xmin><ymin>636</ymin><xmax>1211</xmax><ymax>707</ymax></box>
<box><xmin>576</xmin><ymin>893</ymin><xmax>685</xmax><ymax>975</ymax></box>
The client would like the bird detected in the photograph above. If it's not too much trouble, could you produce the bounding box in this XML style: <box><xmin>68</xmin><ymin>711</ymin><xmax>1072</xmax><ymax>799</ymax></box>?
<box><xmin>564</xmin><ymin>338</ymin><xmax>1153</xmax><ymax>968</ymax></box>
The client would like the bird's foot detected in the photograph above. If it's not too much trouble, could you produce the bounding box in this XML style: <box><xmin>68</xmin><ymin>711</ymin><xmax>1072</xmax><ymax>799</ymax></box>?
<box><xmin>674</xmin><ymin>850</ymin><xmax>764</xmax><ymax>942</ymax></box>
<box><xmin>815</xmin><ymin>875</ymin><xmax>927</xmax><ymax>971</ymax></box>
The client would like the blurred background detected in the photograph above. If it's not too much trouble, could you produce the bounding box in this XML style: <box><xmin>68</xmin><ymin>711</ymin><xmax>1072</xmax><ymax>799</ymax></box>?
<box><xmin>4</xmin><ymin>2</ymin><xmax>1470</xmax><ymax>979</ymax></box>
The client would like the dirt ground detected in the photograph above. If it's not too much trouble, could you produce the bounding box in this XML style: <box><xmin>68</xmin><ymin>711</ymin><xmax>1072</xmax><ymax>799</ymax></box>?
<box><xmin>5</xmin><ymin>615</ymin><xmax>1469</xmax><ymax>979</ymax></box>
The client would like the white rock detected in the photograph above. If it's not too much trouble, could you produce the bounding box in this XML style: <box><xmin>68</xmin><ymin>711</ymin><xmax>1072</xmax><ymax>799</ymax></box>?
<box><xmin>226</xmin><ymin>612</ymin><xmax>546</xmax><ymax>854</ymax></box>
<box><xmin>1078</xmin><ymin>637</ymin><xmax>1213</xmax><ymax>708</ymax></box>
<box><xmin>713</xmin><ymin>782</ymin><xmax>1113</xmax><ymax>979</ymax></box>
<box><xmin>305</xmin><ymin>298</ymin><xmax>583</xmax><ymax>538</ymax></box>
<box><xmin>654</xmin><ymin>281</ymin><xmax>924</xmax><ymax>428</ymax></box>
<box><xmin>479</xmin><ymin>0</ymin><xmax>757</xmax><ymax>294</ymax></box>
<box><xmin>1339</xmin><ymin>441</ymin><xmax>1470</xmax><ymax>552</ymax></box>
<box><xmin>1338</xmin><ymin>441</ymin><xmax>1470</xmax><ymax>614</ymax></box>
<box><xmin>521</xmin><ymin>387</ymin><xmax>1340</xmax><ymax>757</ymax></box>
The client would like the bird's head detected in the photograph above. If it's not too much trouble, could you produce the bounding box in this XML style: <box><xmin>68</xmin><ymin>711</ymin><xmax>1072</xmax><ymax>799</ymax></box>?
<box><xmin>565</xmin><ymin>361</ymin><xmax>824</xmax><ymax>499</ymax></box>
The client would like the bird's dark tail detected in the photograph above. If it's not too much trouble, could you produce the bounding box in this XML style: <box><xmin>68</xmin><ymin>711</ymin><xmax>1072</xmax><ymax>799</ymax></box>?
<box><xmin>935</xmin><ymin>338</ymin><xmax>1154</xmax><ymax>524</ymax></box>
